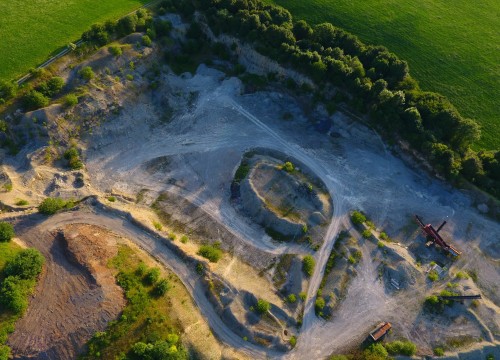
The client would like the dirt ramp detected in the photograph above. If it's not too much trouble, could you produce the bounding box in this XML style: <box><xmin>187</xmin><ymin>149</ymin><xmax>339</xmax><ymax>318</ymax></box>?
<box><xmin>8</xmin><ymin>222</ymin><xmax>125</xmax><ymax>360</ymax></box>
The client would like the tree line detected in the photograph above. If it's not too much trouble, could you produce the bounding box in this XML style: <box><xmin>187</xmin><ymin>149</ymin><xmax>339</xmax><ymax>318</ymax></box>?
<box><xmin>177</xmin><ymin>0</ymin><xmax>499</xmax><ymax>198</ymax></box>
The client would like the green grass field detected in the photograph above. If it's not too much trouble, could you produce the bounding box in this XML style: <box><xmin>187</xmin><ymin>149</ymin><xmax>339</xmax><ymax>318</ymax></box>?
<box><xmin>267</xmin><ymin>0</ymin><xmax>499</xmax><ymax>150</ymax></box>
<box><xmin>0</xmin><ymin>0</ymin><xmax>149</xmax><ymax>82</ymax></box>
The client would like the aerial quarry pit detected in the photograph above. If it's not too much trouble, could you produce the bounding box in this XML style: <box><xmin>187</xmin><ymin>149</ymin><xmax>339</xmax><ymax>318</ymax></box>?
<box><xmin>0</xmin><ymin>14</ymin><xmax>499</xmax><ymax>360</ymax></box>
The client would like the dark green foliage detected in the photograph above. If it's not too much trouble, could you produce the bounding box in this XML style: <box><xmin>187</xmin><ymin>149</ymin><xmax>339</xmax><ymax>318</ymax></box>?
<box><xmin>108</xmin><ymin>45</ymin><xmax>122</xmax><ymax>56</ymax></box>
<box><xmin>0</xmin><ymin>222</ymin><xmax>15</xmax><ymax>242</ymax></box>
<box><xmin>363</xmin><ymin>342</ymin><xmax>388</xmax><ymax>359</ymax></box>
<box><xmin>144</xmin><ymin>267</ymin><xmax>161</xmax><ymax>285</ymax></box>
<box><xmin>302</xmin><ymin>255</ymin><xmax>315</xmax><ymax>276</ymax></box>
<box><xmin>141</xmin><ymin>35</ymin><xmax>152</xmax><ymax>47</ymax></box>
<box><xmin>0</xmin><ymin>276</ymin><xmax>29</xmax><ymax>314</ymax></box>
<box><xmin>64</xmin><ymin>147</ymin><xmax>83</xmax><ymax>170</ymax></box>
<box><xmin>385</xmin><ymin>340</ymin><xmax>417</xmax><ymax>356</ymax></box>
<box><xmin>197</xmin><ymin>243</ymin><xmax>222</xmax><ymax>263</ymax></box>
<box><xmin>255</xmin><ymin>299</ymin><xmax>270</xmax><ymax>314</ymax></box>
<box><xmin>36</xmin><ymin>76</ymin><xmax>65</xmax><ymax>98</ymax></box>
<box><xmin>117</xmin><ymin>14</ymin><xmax>138</xmax><ymax>36</ymax></box>
<box><xmin>38</xmin><ymin>197</ymin><xmax>73</xmax><ymax>215</ymax></box>
<box><xmin>129</xmin><ymin>338</ymin><xmax>188</xmax><ymax>360</ymax></box>
<box><xmin>79</xmin><ymin>66</ymin><xmax>95</xmax><ymax>81</ymax></box>
<box><xmin>234</xmin><ymin>162</ymin><xmax>250</xmax><ymax>183</ymax></box>
<box><xmin>315</xmin><ymin>296</ymin><xmax>325</xmax><ymax>314</ymax></box>
<box><xmin>433</xmin><ymin>347</ymin><xmax>444</xmax><ymax>356</ymax></box>
<box><xmin>194</xmin><ymin>0</ymin><xmax>498</xmax><ymax>198</ymax></box>
<box><xmin>0</xmin><ymin>81</ymin><xmax>17</xmax><ymax>101</ymax></box>
<box><xmin>3</xmin><ymin>248</ymin><xmax>44</xmax><ymax>280</ymax></box>
<box><xmin>82</xmin><ymin>23</ymin><xmax>110</xmax><ymax>46</ymax></box>
<box><xmin>153</xmin><ymin>279</ymin><xmax>169</xmax><ymax>297</ymax></box>
<box><xmin>22</xmin><ymin>90</ymin><xmax>49</xmax><ymax>110</ymax></box>
<box><xmin>351</xmin><ymin>211</ymin><xmax>366</xmax><ymax>225</ymax></box>
<box><xmin>64</xmin><ymin>94</ymin><xmax>78</xmax><ymax>107</ymax></box>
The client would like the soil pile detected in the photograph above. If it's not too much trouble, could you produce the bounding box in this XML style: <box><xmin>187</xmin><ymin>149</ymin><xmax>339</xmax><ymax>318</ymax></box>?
<box><xmin>8</xmin><ymin>223</ymin><xmax>124</xmax><ymax>360</ymax></box>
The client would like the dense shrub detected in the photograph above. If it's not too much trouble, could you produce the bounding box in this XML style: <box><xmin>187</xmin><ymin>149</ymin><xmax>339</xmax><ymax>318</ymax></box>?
<box><xmin>0</xmin><ymin>222</ymin><xmax>15</xmax><ymax>242</ymax></box>
<box><xmin>23</xmin><ymin>90</ymin><xmax>49</xmax><ymax>110</ymax></box>
<box><xmin>385</xmin><ymin>340</ymin><xmax>417</xmax><ymax>356</ymax></box>
<box><xmin>144</xmin><ymin>267</ymin><xmax>161</xmax><ymax>285</ymax></box>
<box><xmin>38</xmin><ymin>197</ymin><xmax>73</xmax><ymax>215</ymax></box>
<box><xmin>0</xmin><ymin>81</ymin><xmax>17</xmax><ymax>100</ymax></box>
<box><xmin>302</xmin><ymin>255</ymin><xmax>315</xmax><ymax>276</ymax></box>
<box><xmin>351</xmin><ymin>211</ymin><xmax>366</xmax><ymax>225</ymax></box>
<box><xmin>37</xmin><ymin>77</ymin><xmax>65</xmax><ymax>97</ymax></box>
<box><xmin>4</xmin><ymin>248</ymin><xmax>45</xmax><ymax>280</ymax></box>
<box><xmin>129</xmin><ymin>338</ymin><xmax>188</xmax><ymax>360</ymax></box>
<box><xmin>197</xmin><ymin>243</ymin><xmax>222</xmax><ymax>262</ymax></box>
<box><xmin>153</xmin><ymin>279</ymin><xmax>169</xmax><ymax>296</ymax></box>
<box><xmin>0</xmin><ymin>276</ymin><xmax>29</xmax><ymax>314</ymax></box>
<box><xmin>287</xmin><ymin>293</ymin><xmax>297</xmax><ymax>303</ymax></box>
<box><xmin>433</xmin><ymin>347</ymin><xmax>444</xmax><ymax>356</ymax></box>
<box><xmin>361</xmin><ymin>229</ymin><xmax>372</xmax><ymax>239</ymax></box>
<box><xmin>428</xmin><ymin>270</ymin><xmax>439</xmax><ymax>282</ymax></box>
<box><xmin>108</xmin><ymin>45</ymin><xmax>123</xmax><ymax>56</ymax></box>
<box><xmin>79</xmin><ymin>66</ymin><xmax>95</xmax><ymax>81</ymax></box>
<box><xmin>315</xmin><ymin>296</ymin><xmax>325</xmax><ymax>313</ymax></box>
<box><xmin>256</xmin><ymin>299</ymin><xmax>270</xmax><ymax>314</ymax></box>
<box><xmin>363</xmin><ymin>342</ymin><xmax>388</xmax><ymax>359</ymax></box>
<box><xmin>141</xmin><ymin>35</ymin><xmax>152</xmax><ymax>47</ymax></box>
<box><xmin>64</xmin><ymin>147</ymin><xmax>83</xmax><ymax>169</ymax></box>
<box><xmin>63</xmin><ymin>94</ymin><xmax>78</xmax><ymax>107</ymax></box>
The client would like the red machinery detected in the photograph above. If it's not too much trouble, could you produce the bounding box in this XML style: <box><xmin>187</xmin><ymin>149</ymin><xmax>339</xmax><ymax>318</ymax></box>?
<box><xmin>414</xmin><ymin>215</ymin><xmax>461</xmax><ymax>257</ymax></box>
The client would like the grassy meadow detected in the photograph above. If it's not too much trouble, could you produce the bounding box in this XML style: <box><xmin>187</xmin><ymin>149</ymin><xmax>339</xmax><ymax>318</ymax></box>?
<box><xmin>267</xmin><ymin>0</ymin><xmax>499</xmax><ymax>150</ymax></box>
<box><xmin>0</xmin><ymin>0</ymin><xmax>149</xmax><ymax>82</ymax></box>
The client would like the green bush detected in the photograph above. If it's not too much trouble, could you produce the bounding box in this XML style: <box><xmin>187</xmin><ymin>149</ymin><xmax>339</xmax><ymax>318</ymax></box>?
<box><xmin>0</xmin><ymin>80</ymin><xmax>17</xmax><ymax>100</ymax></box>
<box><xmin>0</xmin><ymin>276</ymin><xmax>29</xmax><ymax>314</ymax></box>
<box><xmin>287</xmin><ymin>294</ymin><xmax>297</xmax><ymax>303</ymax></box>
<box><xmin>282</xmin><ymin>161</ymin><xmax>294</xmax><ymax>172</ymax></box>
<box><xmin>64</xmin><ymin>147</ymin><xmax>83</xmax><ymax>170</ymax></box>
<box><xmin>141</xmin><ymin>35</ymin><xmax>152</xmax><ymax>47</ymax></box>
<box><xmin>315</xmin><ymin>296</ymin><xmax>325</xmax><ymax>313</ymax></box>
<box><xmin>4</xmin><ymin>248</ymin><xmax>45</xmax><ymax>280</ymax></box>
<box><xmin>289</xmin><ymin>336</ymin><xmax>297</xmax><ymax>347</ymax></box>
<box><xmin>377</xmin><ymin>241</ymin><xmax>385</xmax><ymax>248</ymax></box>
<box><xmin>79</xmin><ymin>66</ymin><xmax>95</xmax><ymax>81</ymax></box>
<box><xmin>329</xmin><ymin>356</ymin><xmax>348</xmax><ymax>360</ymax></box>
<box><xmin>302</xmin><ymin>255</ymin><xmax>315</xmax><ymax>277</ymax></box>
<box><xmin>37</xmin><ymin>77</ymin><xmax>65</xmax><ymax>97</ymax></box>
<box><xmin>64</xmin><ymin>94</ymin><xmax>78</xmax><ymax>107</ymax></box>
<box><xmin>15</xmin><ymin>199</ymin><xmax>29</xmax><ymax>206</ymax></box>
<box><xmin>38</xmin><ymin>197</ymin><xmax>72</xmax><ymax>215</ymax></box>
<box><xmin>351</xmin><ymin>211</ymin><xmax>366</xmax><ymax>225</ymax></box>
<box><xmin>379</xmin><ymin>232</ymin><xmax>389</xmax><ymax>240</ymax></box>
<box><xmin>455</xmin><ymin>271</ymin><xmax>469</xmax><ymax>279</ymax></box>
<box><xmin>361</xmin><ymin>229</ymin><xmax>372</xmax><ymax>239</ymax></box>
<box><xmin>385</xmin><ymin>340</ymin><xmax>417</xmax><ymax>356</ymax></box>
<box><xmin>0</xmin><ymin>345</ymin><xmax>11</xmax><ymax>360</ymax></box>
<box><xmin>153</xmin><ymin>279</ymin><xmax>169</xmax><ymax>297</ymax></box>
<box><xmin>256</xmin><ymin>299</ymin><xmax>270</xmax><ymax>314</ymax></box>
<box><xmin>363</xmin><ymin>342</ymin><xmax>388</xmax><ymax>359</ymax></box>
<box><xmin>197</xmin><ymin>244</ymin><xmax>222</xmax><ymax>263</ymax></box>
<box><xmin>428</xmin><ymin>270</ymin><xmax>439</xmax><ymax>282</ymax></box>
<box><xmin>180</xmin><ymin>235</ymin><xmax>188</xmax><ymax>244</ymax></box>
<box><xmin>108</xmin><ymin>45</ymin><xmax>122</xmax><ymax>56</ymax></box>
<box><xmin>433</xmin><ymin>347</ymin><xmax>444</xmax><ymax>356</ymax></box>
<box><xmin>23</xmin><ymin>90</ymin><xmax>49</xmax><ymax>110</ymax></box>
<box><xmin>0</xmin><ymin>222</ymin><xmax>15</xmax><ymax>242</ymax></box>
<box><xmin>144</xmin><ymin>267</ymin><xmax>160</xmax><ymax>285</ymax></box>
<box><xmin>107</xmin><ymin>196</ymin><xmax>116</xmax><ymax>202</ymax></box>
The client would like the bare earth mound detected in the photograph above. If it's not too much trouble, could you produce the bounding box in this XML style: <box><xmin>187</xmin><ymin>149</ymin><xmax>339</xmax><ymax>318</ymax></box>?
<box><xmin>8</xmin><ymin>220</ymin><xmax>125</xmax><ymax>360</ymax></box>
<box><xmin>239</xmin><ymin>154</ymin><xmax>331</xmax><ymax>241</ymax></box>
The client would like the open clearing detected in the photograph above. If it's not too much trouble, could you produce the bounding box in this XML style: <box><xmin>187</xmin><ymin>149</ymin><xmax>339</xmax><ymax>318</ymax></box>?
<box><xmin>0</xmin><ymin>0</ymin><xmax>148</xmax><ymax>82</ymax></box>
<box><xmin>266</xmin><ymin>0</ymin><xmax>500</xmax><ymax>150</ymax></box>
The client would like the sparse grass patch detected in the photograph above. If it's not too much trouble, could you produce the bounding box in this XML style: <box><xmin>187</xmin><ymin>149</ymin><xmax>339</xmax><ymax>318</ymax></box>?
<box><xmin>152</xmin><ymin>220</ymin><xmax>162</xmax><ymax>231</ymax></box>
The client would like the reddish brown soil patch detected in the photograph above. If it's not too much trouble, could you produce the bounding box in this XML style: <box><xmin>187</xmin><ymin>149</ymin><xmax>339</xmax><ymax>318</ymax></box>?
<box><xmin>8</xmin><ymin>223</ymin><xmax>125</xmax><ymax>360</ymax></box>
